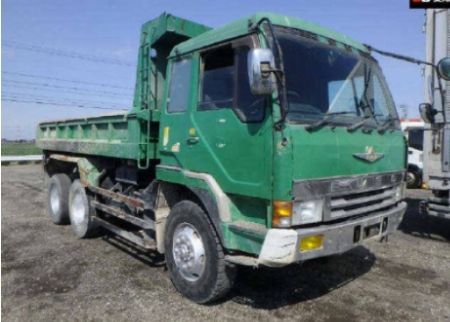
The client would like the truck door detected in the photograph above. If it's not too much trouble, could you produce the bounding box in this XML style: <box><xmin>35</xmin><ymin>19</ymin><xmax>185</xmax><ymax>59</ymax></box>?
<box><xmin>190</xmin><ymin>37</ymin><xmax>272</xmax><ymax>198</ymax></box>
<box><xmin>160</xmin><ymin>36</ymin><xmax>272</xmax><ymax>199</ymax></box>
<box><xmin>159</xmin><ymin>56</ymin><xmax>195</xmax><ymax>165</ymax></box>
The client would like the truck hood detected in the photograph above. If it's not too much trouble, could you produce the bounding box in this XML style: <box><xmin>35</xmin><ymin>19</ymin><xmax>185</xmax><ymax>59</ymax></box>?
<box><xmin>289</xmin><ymin>125</ymin><xmax>405</xmax><ymax>181</ymax></box>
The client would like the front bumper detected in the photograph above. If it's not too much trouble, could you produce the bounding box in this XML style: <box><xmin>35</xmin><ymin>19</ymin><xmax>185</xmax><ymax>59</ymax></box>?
<box><xmin>419</xmin><ymin>199</ymin><xmax>450</xmax><ymax>219</ymax></box>
<box><xmin>258</xmin><ymin>201</ymin><xmax>407</xmax><ymax>267</ymax></box>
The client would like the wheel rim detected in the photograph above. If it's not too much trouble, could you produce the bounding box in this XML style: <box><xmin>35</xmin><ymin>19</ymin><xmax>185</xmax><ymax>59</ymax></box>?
<box><xmin>70</xmin><ymin>190</ymin><xmax>86</xmax><ymax>226</ymax></box>
<box><xmin>172</xmin><ymin>223</ymin><xmax>206</xmax><ymax>282</ymax></box>
<box><xmin>406</xmin><ymin>172</ymin><xmax>415</xmax><ymax>186</ymax></box>
<box><xmin>49</xmin><ymin>185</ymin><xmax>60</xmax><ymax>214</ymax></box>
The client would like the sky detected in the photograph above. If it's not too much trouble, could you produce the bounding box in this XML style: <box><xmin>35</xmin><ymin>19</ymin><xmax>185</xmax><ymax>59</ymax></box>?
<box><xmin>1</xmin><ymin>0</ymin><xmax>426</xmax><ymax>139</ymax></box>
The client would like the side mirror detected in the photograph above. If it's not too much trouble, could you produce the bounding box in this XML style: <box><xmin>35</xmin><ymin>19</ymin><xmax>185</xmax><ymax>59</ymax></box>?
<box><xmin>419</xmin><ymin>102</ymin><xmax>437</xmax><ymax>124</ymax></box>
<box><xmin>248</xmin><ymin>48</ymin><xmax>277</xmax><ymax>95</ymax></box>
<box><xmin>437</xmin><ymin>57</ymin><xmax>450</xmax><ymax>81</ymax></box>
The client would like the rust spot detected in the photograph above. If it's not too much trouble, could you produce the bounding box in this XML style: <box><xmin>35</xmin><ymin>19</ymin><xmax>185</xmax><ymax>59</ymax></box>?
<box><xmin>88</xmin><ymin>185</ymin><xmax>145</xmax><ymax>210</ymax></box>
<box><xmin>49</xmin><ymin>154</ymin><xmax>80</xmax><ymax>163</ymax></box>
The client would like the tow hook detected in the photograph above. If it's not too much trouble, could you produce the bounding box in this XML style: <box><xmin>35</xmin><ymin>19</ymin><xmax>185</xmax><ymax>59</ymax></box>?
<box><xmin>380</xmin><ymin>218</ymin><xmax>389</xmax><ymax>243</ymax></box>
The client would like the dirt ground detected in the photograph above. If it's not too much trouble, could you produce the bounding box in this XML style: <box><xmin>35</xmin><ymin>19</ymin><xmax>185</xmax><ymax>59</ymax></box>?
<box><xmin>2</xmin><ymin>164</ymin><xmax>450</xmax><ymax>322</ymax></box>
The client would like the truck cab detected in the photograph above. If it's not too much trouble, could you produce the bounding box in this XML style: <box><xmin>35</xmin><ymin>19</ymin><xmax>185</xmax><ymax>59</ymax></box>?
<box><xmin>157</xmin><ymin>12</ymin><xmax>406</xmax><ymax>262</ymax></box>
<box><xmin>37</xmin><ymin>12</ymin><xmax>407</xmax><ymax>303</ymax></box>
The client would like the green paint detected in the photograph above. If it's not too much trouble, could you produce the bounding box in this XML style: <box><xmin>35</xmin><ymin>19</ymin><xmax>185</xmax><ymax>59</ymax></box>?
<box><xmin>36</xmin><ymin>12</ymin><xmax>405</xmax><ymax>257</ymax></box>
<box><xmin>37</xmin><ymin>113</ymin><xmax>146</xmax><ymax>160</ymax></box>
<box><xmin>173</xmin><ymin>12</ymin><xmax>368</xmax><ymax>57</ymax></box>
<box><xmin>221</xmin><ymin>222</ymin><xmax>266</xmax><ymax>255</ymax></box>
<box><xmin>271</xmin><ymin>125</ymin><xmax>406</xmax><ymax>200</ymax></box>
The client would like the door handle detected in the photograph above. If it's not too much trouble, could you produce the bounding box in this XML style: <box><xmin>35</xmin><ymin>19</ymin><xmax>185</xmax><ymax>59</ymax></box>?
<box><xmin>187</xmin><ymin>137</ymin><xmax>200</xmax><ymax>144</ymax></box>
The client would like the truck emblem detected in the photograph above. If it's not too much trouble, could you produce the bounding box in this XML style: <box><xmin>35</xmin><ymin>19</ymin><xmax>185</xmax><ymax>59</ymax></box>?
<box><xmin>353</xmin><ymin>146</ymin><xmax>384</xmax><ymax>163</ymax></box>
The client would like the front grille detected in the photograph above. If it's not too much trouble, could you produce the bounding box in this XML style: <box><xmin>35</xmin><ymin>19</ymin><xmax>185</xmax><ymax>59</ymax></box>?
<box><xmin>327</xmin><ymin>186</ymin><xmax>397</xmax><ymax>221</ymax></box>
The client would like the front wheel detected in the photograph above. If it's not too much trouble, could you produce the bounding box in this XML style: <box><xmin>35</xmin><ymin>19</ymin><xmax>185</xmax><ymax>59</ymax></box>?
<box><xmin>164</xmin><ymin>201</ymin><xmax>236</xmax><ymax>304</ymax></box>
<box><xmin>406</xmin><ymin>168</ymin><xmax>422</xmax><ymax>189</ymax></box>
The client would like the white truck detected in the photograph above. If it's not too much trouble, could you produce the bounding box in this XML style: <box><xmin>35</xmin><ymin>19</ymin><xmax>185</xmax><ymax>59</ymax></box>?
<box><xmin>362</xmin><ymin>9</ymin><xmax>450</xmax><ymax>215</ymax></box>
<box><xmin>401</xmin><ymin>119</ymin><xmax>425</xmax><ymax>188</ymax></box>
<box><xmin>419</xmin><ymin>9</ymin><xmax>450</xmax><ymax>219</ymax></box>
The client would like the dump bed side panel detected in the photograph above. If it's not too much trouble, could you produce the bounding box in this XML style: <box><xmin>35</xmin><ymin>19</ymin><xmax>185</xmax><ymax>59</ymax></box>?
<box><xmin>36</xmin><ymin>113</ymin><xmax>155</xmax><ymax>161</ymax></box>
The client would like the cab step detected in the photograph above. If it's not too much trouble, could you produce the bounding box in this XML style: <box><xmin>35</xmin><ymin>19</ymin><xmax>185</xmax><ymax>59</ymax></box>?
<box><xmin>91</xmin><ymin>200</ymin><xmax>154</xmax><ymax>229</ymax></box>
<box><xmin>93</xmin><ymin>216</ymin><xmax>156</xmax><ymax>250</ymax></box>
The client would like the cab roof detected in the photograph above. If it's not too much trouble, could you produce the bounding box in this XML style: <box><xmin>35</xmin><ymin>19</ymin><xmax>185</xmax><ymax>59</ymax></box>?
<box><xmin>170</xmin><ymin>12</ymin><xmax>368</xmax><ymax>57</ymax></box>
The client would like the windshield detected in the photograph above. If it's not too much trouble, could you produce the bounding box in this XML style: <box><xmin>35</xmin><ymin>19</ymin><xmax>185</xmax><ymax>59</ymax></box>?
<box><xmin>276</xmin><ymin>29</ymin><xmax>398</xmax><ymax>127</ymax></box>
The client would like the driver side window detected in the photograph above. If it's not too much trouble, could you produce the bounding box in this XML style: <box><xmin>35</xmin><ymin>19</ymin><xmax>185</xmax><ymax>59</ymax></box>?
<box><xmin>198</xmin><ymin>40</ymin><xmax>265</xmax><ymax>122</ymax></box>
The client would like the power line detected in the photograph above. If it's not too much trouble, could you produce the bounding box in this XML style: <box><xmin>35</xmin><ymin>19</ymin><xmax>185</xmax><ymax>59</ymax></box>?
<box><xmin>2</xmin><ymin>97</ymin><xmax>128</xmax><ymax>111</ymax></box>
<box><xmin>2</xmin><ymin>79</ymin><xmax>132</xmax><ymax>97</ymax></box>
<box><xmin>3</xmin><ymin>41</ymin><xmax>135</xmax><ymax>67</ymax></box>
<box><xmin>2</xmin><ymin>83</ymin><xmax>132</xmax><ymax>100</ymax></box>
<box><xmin>2</xmin><ymin>71</ymin><xmax>134</xmax><ymax>91</ymax></box>
<box><xmin>3</xmin><ymin>95</ymin><xmax>128</xmax><ymax>110</ymax></box>
<box><xmin>3</xmin><ymin>92</ymin><xmax>130</xmax><ymax>107</ymax></box>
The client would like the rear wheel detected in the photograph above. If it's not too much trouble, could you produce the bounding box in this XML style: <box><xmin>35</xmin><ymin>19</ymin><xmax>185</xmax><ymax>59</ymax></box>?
<box><xmin>68</xmin><ymin>180</ymin><xmax>99</xmax><ymax>238</ymax></box>
<box><xmin>47</xmin><ymin>173</ymin><xmax>71</xmax><ymax>225</ymax></box>
<box><xmin>164</xmin><ymin>200</ymin><xmax>236</xmax><ymax>304</ymax></box>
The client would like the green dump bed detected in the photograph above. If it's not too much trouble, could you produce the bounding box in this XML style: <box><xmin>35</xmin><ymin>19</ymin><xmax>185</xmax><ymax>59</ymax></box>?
<box><xmin>36</xmin><ymin>13</ymin><xmax>210</xmax><ymax>164</ymax></box>
<box><xmin>36</xmin><ymin>113</ymin><xmax>147</xmax><ymax>160</ymax></box>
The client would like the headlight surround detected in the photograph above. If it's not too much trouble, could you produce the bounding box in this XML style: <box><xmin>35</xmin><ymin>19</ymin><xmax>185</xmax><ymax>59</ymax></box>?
<box><xmin>292</xmin><ymin>199</ymin><xmax>324</xmax><ymax>225</ymax></box>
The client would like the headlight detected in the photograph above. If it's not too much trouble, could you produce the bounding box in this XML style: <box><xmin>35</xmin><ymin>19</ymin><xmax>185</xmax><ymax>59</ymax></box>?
<box><xmin>395</xmin><ymin>183</ymin><xmax>405</xmax><ymax>202</ymax></box>
<box><xmin>292</xmin><ymin>199</ymin><xmax>324</xmax><ymax>225</ymax></box>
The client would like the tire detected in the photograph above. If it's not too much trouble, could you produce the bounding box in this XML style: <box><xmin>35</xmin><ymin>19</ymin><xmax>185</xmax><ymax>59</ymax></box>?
<box><xmin>46</xmin><ymin>173</ymin><xmax>71</xmax><ymax>225</ymax></box>
<box><xmin>406</xmin><ymin>169</ymin><xmax>422</xmax><ymax>189</ymax></box>
<box><xmin>164</xmin><ymin>200</ymin><xmax>236</xmax><ymax>304</ymax></box>
<box><xmin>68</xmin><ymin>180</ymin><xmax>99</xmax><ymax>238</ymax></box>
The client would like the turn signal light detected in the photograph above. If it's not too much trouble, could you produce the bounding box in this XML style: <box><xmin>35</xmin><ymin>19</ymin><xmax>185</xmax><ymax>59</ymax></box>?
<box><xmin>300</xmin><ymin>235</ymin><xmax>324</xmax><ymax>252</ymax></box>
<box><xmin>272</xmin><ymin>200</ymin><xmax>293</xmax><ymax>227</ymax></box>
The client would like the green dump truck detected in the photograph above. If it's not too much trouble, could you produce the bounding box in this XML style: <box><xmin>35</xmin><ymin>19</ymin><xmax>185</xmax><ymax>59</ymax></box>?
<box><xmin>37</xmin><ymin>12</ymin><xmax>407</xmax><ymax>303</ymax></box>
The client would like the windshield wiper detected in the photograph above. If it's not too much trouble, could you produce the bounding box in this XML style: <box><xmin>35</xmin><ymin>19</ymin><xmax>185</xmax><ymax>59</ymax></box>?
<box><xmin>347</xmin><ymin>116</ymin><xmax>371</xmax><ymax>132</ymax></box>
<box><xmin>305</xmin><ymin>111</ymin><xmax>356</xmax><ymax>131</ymax></box>
<box><xmin>357</xmin><ymin>64</ymin><xmax>379</xmax><ymax>126</ymax></box>
<box><xmin>377</xmin><ymin>116</ymin><xmax>397</xmax><ymax>133</ymax></box>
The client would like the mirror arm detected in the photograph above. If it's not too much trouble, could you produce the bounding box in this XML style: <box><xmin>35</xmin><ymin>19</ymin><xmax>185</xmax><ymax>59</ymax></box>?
<box><xmin>364</xmin><ymin>44</ymin><xmax>435</xmax><ymax>68</ymax></box>
<box><xmin>264</xmin><ymin>68</ymin><xmax>283</xmax><ymax>76</ymax></box>
<box><xmin>435</xmin><ymin>71</ymin><xmax>447</xmax><ymax>123</ymax></box>
<box><xmin>249</xmin><ymin>17</ymin><xmax>289</xmax><ymax>131</ymax></box>
<box><xmin>365</xmin><ymin>44</ymin><xmax>447</xmax><ymax>124</ymax></box>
